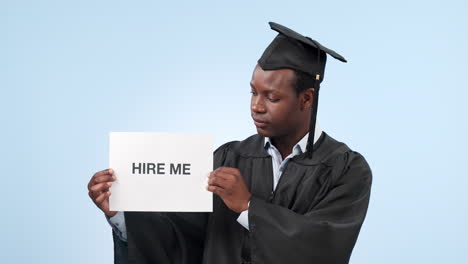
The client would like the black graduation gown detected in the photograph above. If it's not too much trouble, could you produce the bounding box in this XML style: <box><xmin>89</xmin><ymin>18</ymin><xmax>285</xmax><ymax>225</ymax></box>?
<box><xmin>122</xmin><ymin>131</ymin><xmax>372</xmax><ymax>264</ymax></box>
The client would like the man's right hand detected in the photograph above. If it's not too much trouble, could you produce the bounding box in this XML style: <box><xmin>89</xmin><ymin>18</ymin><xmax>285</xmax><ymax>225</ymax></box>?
<box><xmin>88</xmin><ymin>168</ymin><xmax>117</xmax><ymax>217</ymax></box>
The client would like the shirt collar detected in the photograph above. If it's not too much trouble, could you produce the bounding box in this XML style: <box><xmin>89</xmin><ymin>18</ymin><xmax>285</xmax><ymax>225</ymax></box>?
<box><xmin>264</xmin><ymin>120</ymin><xmax>322</xmax><ymax>153</ymax></box>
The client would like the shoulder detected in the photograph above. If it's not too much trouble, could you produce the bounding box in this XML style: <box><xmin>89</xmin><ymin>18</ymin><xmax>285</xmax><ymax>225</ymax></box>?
<box><xmin>214</xmin><ymin>134</ymin><xmax>267</xmax><ymax>158</ymax></box>
<box><xmin>312</xmin><ymin>132</ymin><xmax>369</xmax><ymax>165</ymax></box>
<box><xmin>291</xmin><ymin>132</ymin><xmax>371</xmax><ymax>189</ymax></box>
<box><xmin>321</xmin><ymin>132</ymin><xmax>372</xmax><ymax>187</ymax></box>
<box><xmin>213</xmin><ymin>134</ymin><xmax>265</xmax><ymax>168</ymax></box>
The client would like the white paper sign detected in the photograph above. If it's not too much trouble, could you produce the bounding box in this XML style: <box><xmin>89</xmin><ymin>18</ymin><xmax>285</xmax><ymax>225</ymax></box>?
<box><xmin>109</xmin><ymin>132</ymin><xmax>213</xmax><ymax>212</ymax></box>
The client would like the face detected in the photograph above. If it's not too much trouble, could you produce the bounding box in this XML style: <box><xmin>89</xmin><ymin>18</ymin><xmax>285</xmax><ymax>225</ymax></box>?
<box><xmin>250</xmin><ymin>65</ymin><xmax>312</xmax><ymax>138</ymax></box>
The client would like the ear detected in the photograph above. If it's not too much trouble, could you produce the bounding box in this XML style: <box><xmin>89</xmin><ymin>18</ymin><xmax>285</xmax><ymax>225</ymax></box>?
<box><xmin>299</xmin><ymin>88</ymin><xmax>314</xmax><ymax>111</ymax></box>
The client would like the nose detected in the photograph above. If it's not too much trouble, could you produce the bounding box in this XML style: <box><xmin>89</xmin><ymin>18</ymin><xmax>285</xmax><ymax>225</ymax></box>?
<box><xmin>251</xmin><ymin>96</ymin><xmax>266</xmax><ymax>113</ymax></box>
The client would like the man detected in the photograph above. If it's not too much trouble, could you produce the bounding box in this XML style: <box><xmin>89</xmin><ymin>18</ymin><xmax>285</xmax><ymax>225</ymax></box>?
<box><xmin>88</xmin><ymin>22</ymin><xmax>372</xmax><ymax>264</ymax></box>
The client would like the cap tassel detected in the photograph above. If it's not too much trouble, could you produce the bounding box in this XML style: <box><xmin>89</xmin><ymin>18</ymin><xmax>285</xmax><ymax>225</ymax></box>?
<box><xmin>305</xmin><ymin>38</ymin><xmax>322</xmax><ymax>159</ymax></box>
<box><xmin>305</xmin><ymin>75</ymin><xmax>320</xmax><ymax>159</ymax></box>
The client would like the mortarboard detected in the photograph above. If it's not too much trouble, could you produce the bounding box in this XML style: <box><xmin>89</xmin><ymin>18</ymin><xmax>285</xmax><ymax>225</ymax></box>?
<box><xmin>258</xmin><ymin>22</ymin><xmax>347</xmax><ymax>159</ymax></box>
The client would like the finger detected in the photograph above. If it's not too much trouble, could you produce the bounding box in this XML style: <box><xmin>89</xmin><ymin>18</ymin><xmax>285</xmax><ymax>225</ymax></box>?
<box><xmin>90</xmin><ymin>182</ymin><xmax>112</xmax><ymax>193</ymax></box>
<box><xmin>89</xmin><ymin>189</ymin><xmax>101</xmax><ymax>200</ymax></box>
<box><xmin>93</xmin><ymin>168</ymin><xmax>114</xmax><ymax>178</ymax></box>
<box><xmin>210</xmin><ymin>172</ymin><xmax>237</xmax><ymax>184</ymax></box>
<box><xmin>208</xmin><ymin>176</ymin><xmax>229</xmax><ymax>188</ymax></box>
<box><xmin>95</xmin><ymin>191</ymin><xmax>109</xmax><ymax>204</ymax></box>
<box><xmin>88</xmin><ymin>168</ymin><xmax>114</xmax><ymax>189</ymax></box>
<box><xmin>90</xmin><ymin>187</ymin><xmax>110</xmax><ymax>199</ymax></box>
<box><xmin>94</xmin><ymin>175</ymin><xmax>116</xmax><ymax>184</ymax></box>
<box><xmin>206</xmin><ymin>185</ymin><xmax>226</xmax><ymax>197</ymax></box>
<box><xmin>216</xmin><ymin>167</ymin><xmax>240</xmax><ymax>176</ymax></box>
<box><xmin>210</xmin><ymin>171</ymin><xmax>236</xmax><ymax>182</ymax></box>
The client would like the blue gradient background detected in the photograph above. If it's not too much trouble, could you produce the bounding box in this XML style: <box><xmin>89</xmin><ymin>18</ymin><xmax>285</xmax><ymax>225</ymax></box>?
<box><xmin>2</xmin><ymin>0</ymin><xmax>467</xmax><ymax>263</ymax></box>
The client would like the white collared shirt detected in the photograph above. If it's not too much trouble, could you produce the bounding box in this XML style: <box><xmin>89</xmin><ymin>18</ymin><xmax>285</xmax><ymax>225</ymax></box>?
<box><xmin>236</xmin><ymin>121</ymin><xmax>322</xmax><ymax>230</ymax></box>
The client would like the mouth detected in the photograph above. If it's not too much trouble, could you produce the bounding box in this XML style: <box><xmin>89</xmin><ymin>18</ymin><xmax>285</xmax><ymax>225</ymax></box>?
<box><xmin>252</xmin><ymin>118</ymin><xmax>269</xmax><ymax>128</ymax></box>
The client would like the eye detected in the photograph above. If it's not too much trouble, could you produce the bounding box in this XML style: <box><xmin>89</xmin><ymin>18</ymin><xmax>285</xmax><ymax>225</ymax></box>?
<box><xmin>268</xmin><ymin>97</ymin><xmax>279</xmax><ymax>102</ymax></box>
<box><xmin>250</xmin><ymin>90</ymin><xmax>258</xmax><ymax>96</ymax></box>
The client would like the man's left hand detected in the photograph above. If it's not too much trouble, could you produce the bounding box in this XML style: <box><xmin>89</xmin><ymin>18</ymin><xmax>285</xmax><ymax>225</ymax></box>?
<box><xmin>207</xmin><ymin>167</ymin><xmax>251</xmax><ymax>213</ymax></box>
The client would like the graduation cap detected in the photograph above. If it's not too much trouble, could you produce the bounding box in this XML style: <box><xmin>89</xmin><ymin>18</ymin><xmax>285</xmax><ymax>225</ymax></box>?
<box><xmin>258</xmin><ymin>22</ymin><xmax>347</xmax><ymax>159</ymax></box>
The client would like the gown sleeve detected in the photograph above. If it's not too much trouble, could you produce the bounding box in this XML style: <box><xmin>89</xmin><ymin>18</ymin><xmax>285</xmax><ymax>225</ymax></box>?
<box><xmin>248</xmin><ymin>151</ymin><xmax>372</xmax><ymax>264</ymax></box>
<box><xmin>112</xmin><ymin>229</ymin><xmax>128</xmax><ymax>264</ymax></box>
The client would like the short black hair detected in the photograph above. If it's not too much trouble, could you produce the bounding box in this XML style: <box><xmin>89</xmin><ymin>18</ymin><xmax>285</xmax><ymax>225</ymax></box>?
<box><xmin>293</xmin><ymin>69</ymin><xmax>314</xmax><ymax>95</ymax></box>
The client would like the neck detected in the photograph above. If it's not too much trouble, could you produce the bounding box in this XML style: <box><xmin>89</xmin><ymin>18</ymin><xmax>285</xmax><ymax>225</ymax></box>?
<box><xmin>270</xmin><ymin>127</ymin><xmax>308</xmax><ymax>160</ymax></box>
